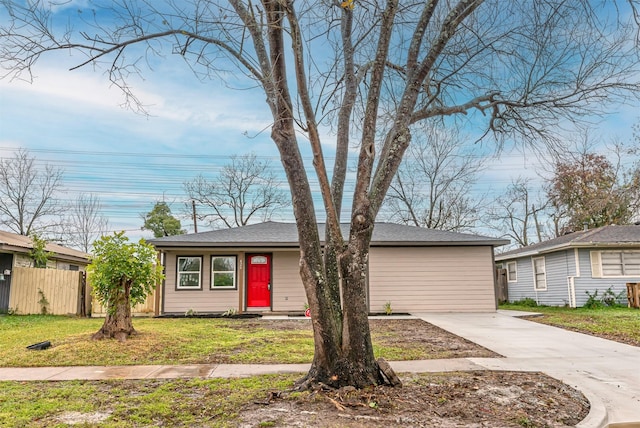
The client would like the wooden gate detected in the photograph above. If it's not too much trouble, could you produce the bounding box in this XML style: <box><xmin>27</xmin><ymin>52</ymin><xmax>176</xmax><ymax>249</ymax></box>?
<box><xmin>495</xmin><ymin>268</ymin><xmax>508</xmax><ymax>304</ymax></box>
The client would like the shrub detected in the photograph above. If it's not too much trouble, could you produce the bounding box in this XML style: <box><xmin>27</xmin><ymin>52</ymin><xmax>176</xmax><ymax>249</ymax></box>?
<box><xmin>584</xmin><ymin>287</ymin><xmax>626</xmax><ymax>309</ymax></box>
<box><xmin>510</xmin><ymin>298</ymin><xmax>539</xmax><ymax>307</ymax></box>
<box><xmin>584</xmin><ymin>290</ymin><xmax>604</xmax><ymax>309</ymax></box>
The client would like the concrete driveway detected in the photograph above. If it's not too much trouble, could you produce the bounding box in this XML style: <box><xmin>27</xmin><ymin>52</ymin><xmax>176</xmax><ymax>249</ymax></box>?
<box><xmin>414</xmin><ymin>311</ymin><xmax>640</xmax><ymax>427</ymax></box>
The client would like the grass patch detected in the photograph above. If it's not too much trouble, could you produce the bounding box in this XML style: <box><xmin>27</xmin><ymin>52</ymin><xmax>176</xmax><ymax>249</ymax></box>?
<box><xmin>0</xmin><ymin>316</ymin><xmax>465</xmax><ymax>367</ymax></box>
<box><xmin>0</xmin><ymin>375</ymin><xmax>297</xmax><ymax>427</ymax></box>
<box><xmin>500</xmin><ymin>304</ymin><xmax>640</xmax><ymax>346</ymax></box>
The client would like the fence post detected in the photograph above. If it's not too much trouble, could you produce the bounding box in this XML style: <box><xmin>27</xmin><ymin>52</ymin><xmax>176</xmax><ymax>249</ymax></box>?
<box><xmin>627</xmin><ymin>283</ymin><xmax>640</xmax><ymax>309</ymax></box>
<box><xmin>77</xmin><ymin>271</ymin><xmax>87</xmax><ymax>317</ymax></box>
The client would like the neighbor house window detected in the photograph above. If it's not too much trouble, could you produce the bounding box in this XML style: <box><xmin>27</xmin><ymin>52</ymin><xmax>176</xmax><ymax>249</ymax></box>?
<box><xmin>601</xmin><ymin>251</ymin><xmax>640</xmax><ymax>277</ymax></box>
<box><xmin>532</xmin><ymin>257</ymin><xmax>547</xmax><ymax>291</ymax></box>
<box><xmin>177</xmin><ymin>256</ymin><xmax>202</xmax><ymax>289</ymax></box>
<box><xmin>211</xmin><ymin>256</ymin><xmax>237</xmax><ymax>289</ymax></box>
<box><xmin>507</xmin><ymin>262</ymin><xmax>517</xmax><ymax>282</ymax></box>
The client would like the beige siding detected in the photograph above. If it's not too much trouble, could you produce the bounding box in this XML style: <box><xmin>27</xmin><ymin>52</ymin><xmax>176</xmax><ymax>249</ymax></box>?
<box><xmin>9</xmin><ymin>267</ymin><xmax>83</xmax><ymax>315</ymax></box>
<box><xmin>368</xmin><ymin>246</ymin><xmax>497</xmax><ymax>313</ymax></box>
<box><xmin>13</xmin><ymin>254</ymin><xmax>33</xmax><ymax>268</ymax></box>
<box><xmin>160</xmin><ymin>246</ymin><xmax>497</xmax><ymax>314</ymax></box>
<box><xmin>162</xmin><ymin>251</ymin><xmax>242</xmax><ymax>314</ymax></box>
<box><xmin>272</xmin><ymin>251</ymin><xmax>306</xmax><ymax>311</ymax></box>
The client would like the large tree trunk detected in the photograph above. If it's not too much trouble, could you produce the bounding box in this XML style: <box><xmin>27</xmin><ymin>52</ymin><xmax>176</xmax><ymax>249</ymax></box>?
<box><xmin>264</xmin><ymin>0</ymin><xmax>395</xmax><ymax>391</ymax></box>
<box><xmin>92</xmin><ymin>277</ymin><xmax>135</xmax><ymax>342</ymax></box>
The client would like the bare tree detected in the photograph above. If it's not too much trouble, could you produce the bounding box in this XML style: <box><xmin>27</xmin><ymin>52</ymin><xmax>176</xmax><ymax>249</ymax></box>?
<box><xmin>2</xmin><ymin>0</ymin><xmax>640</xmax><ymax>389</ymax></box>
<box><xmin>486</xmin><ymin>177</ymin><xmax>549</xmax><ymax>248</ymax></box>
<box><xmin>63</xmin><ymin>193</ymin><xmax>110</xmax><ymax>253</ymax></box>
<box><xmin>0</xmin><ymin>148</ymin><xmax>64</xmax><ymax>236</ymax></box>
<box><xmin>383</xmin><ymin>124</ymin><xmax>484</xmax><ymax>232</ymax></box>
<box><xmin>183</xmin><ymin>153</ymin><xmax>291</xmax><ymax>229</ymax></box>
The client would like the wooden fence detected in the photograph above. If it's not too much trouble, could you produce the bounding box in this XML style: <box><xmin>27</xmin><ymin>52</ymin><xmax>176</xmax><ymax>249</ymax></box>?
<box><xmin>8</xmin><ymin>266</ymin><xmax>158</xmax><ymax>317</ymax></box>
<box><xmin>8</xmin><ymin>267</ymin><xmax>86</xmax><ymax>315</ymax></box>
<box><xmin>90</xmin><ymin>287</ymin><xmax>157</xmax><ymax>317</ymax></box>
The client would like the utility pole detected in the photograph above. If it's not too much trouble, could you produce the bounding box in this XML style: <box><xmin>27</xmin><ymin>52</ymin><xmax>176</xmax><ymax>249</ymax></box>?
<box><xmin>191</xmin><ymin>200</ymin><xmax>198</xmax><ymax>233</ymax></box>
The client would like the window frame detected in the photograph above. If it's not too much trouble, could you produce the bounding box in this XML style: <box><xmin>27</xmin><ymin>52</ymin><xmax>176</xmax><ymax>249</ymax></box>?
<box><xmin>176</xmin><ymin>256</ymin><xmax>203</xmax><ymax>290</ymax></box>
<box><xmin>600</xmin><ymin>250</ymin><xmax>640</xmax><ymax>277</ymax></box>
<box><xmin>210</xmin><ymin>255</ymin><xmax>237</xmax><ymax>290</ymax></box>
<box><xmin>532</xmin><ymin>256</ymin><xmax>547</xmax><ymax>291</ymax></box>
<box><xmin>506</xmin><ymin>261</ymin><xmax>517</xmax><ymax>282</ymax></box>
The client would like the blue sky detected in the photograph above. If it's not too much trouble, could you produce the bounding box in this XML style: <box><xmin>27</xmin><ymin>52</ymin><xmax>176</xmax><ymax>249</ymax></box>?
<box><xmin>0</xmin><ymin>2</ymin><xmax>638</xmax><ymax>242</ymax></box>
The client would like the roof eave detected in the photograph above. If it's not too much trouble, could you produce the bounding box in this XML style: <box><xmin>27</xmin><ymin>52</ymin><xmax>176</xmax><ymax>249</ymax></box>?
<box><xmin>495</xmin><ymin>241</ymin><xmax>640</xmax><ymax>260</ymax></box>
<box><xmin>153</xmin><ymin>239</ymin><xmax>509</xmax><ymax>249</ymax></box>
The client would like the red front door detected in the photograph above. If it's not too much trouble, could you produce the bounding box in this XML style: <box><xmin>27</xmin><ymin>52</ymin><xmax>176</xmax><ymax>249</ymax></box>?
<box><xmin>247</xmin><ymin>254</ymin><xmax>271</xmax><ymax>308</ymax></box>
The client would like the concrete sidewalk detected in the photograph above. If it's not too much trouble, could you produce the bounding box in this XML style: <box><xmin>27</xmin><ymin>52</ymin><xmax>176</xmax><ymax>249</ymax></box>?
<box><xmin>415</xmin><ymin>311</ymin><xmax>640</xmax><ymax>428</ymax></box>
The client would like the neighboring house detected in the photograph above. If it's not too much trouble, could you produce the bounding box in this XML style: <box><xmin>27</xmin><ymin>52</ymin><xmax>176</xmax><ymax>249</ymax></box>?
<box><xmin>149</xmin><ymin>221</ymin><xmax>508</xmax><ymax>315</ymax></box>
<box><xmin>495</xmin><ymin>224</ymin><xmax>640</xmax><ymax>308</ymax></box>
<box><xmin>0</xmin><ymin>230</ymin><xmax>91</xmax><ymax>313</ymax></box>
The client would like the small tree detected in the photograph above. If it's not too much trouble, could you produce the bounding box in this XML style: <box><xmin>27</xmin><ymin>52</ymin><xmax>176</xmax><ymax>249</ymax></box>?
<box><xmin>89</xmin><ymin>232</ymin><xmax>164</xmax><ymax>342</ymax></box>
<box><xmin>142</xmin><ymin>201</ymin><xmax>185</xmax><ymax>238</ymax></box>
<box><xmin>28</xmin><ymin>234</ymin><xmax>54</xmax><ymax>268</ymax></box>
<box><xmin>548</xmin><ymin>149</ymin><xmax>638</xmax><ymax>234</ymax></box>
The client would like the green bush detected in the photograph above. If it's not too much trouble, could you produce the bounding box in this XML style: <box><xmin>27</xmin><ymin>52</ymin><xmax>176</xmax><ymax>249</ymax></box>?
<box><xmin>583</xmin><ymin>287</ymin><xmax>625</xmax><ymax>309</ymax></box>
<box><xmin>510</xmin><ymin>298</ymin><xmax>539</xmax><ymax>307</ymax></box>
<box><xmin>584</xmin><ymin>290</ymin><xmax>604</xmax><ymax>309</ymax></box>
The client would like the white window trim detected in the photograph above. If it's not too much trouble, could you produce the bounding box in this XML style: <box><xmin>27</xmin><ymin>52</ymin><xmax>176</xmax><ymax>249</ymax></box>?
<box><xmin>211</xmin><ymin>255</ymin><xmax>237</xmax><ymax>290</ymax></box>
<box><xmin>532</xmin><ymin>256</ymin><xmax>547</xmax><ymax>291</ymax></box>
<box><xmin>177</xmin><ymin>256</ymin><xmax>202</xmax><ymax>290</ymax></box>
<box><xmin>506</xmin><ymin>261</ymin><xmax>517</xmax><ymax>282</ymax></box>
<box><xmin>594</xmin><ymin>250</ymin><xmax>640</xmax><ymax>278</ymax></box>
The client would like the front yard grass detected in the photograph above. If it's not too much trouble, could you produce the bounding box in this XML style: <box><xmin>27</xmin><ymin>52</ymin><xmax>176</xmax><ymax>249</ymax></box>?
<box><xmin>0</xmin><ymin>375</ymin><xmax>297</xmax><ymax>427</ymax></box>
<box><xmin>0</xmin><ymin>316</ymin><xmax>475</xmax><ymax>367</ymax></box>
<box><xmin>500</xmin><ymin>304</ymin><xmax>640</xmax><ymax>346</ymax></box>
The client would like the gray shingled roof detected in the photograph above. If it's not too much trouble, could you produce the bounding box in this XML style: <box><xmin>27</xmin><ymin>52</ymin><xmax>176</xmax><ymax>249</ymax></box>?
<box><xmin>495</xmin><ymin>224</ymin><xmax>640</xmax><ymax>260</ymax></box>
<box><xmin>149</xmin><ymin>221</ymin><xmax>508</xmax><ymax>248</ymax></box>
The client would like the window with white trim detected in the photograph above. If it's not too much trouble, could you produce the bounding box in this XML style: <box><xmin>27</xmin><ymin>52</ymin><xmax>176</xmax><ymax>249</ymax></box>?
<box><xmin>532</xmin><ymin>257</ymin><xmax>547</xmax><ymax>291</ymax></box>
<box><xmin>601</xmin><ymin>251</ymin><xmax>640</xmax><ymax>276</ymax></box>
<box><xmin>507</xmin><ymin>261</ymin><xmax>517</xmax><ymax>282</ymax></box>
<box><xmin>177</xmin><ymin>256</ymin><xmax>202</xmax><ymax>289</ymax></box>
<box><xmin>211</xmin><ymin>256</ymin><xmax>237</xmax><ymax>289</ymax></box>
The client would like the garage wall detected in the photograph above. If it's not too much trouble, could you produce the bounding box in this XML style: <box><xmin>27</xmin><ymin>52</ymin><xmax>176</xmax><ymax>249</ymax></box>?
<box><xmin>368</xmin><ymin>246</ymin><xmax>497</xmax><ymax>313</ymax></box>
<box><xmin>271</xmin><ymin>251</ymin><xmax>306</xmax><ymax>312</ymax></box>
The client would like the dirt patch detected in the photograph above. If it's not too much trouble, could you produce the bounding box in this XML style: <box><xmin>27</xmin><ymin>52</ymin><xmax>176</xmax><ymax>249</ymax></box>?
<box><xmin>369</xmin><ymin>319</ymin><xmax>500</xmax><ymax>359</ymax></box>
<box><xmin>240</xmin><ymin>371</ymin><xmax>589</xmax><ymax>427</ymax></box>
<box><xmin>225</xmin><ymin>318</ymin><xmax>500</xmax><ymax>360</ymax></box>
<box><xmin>54</xmin><ymin>411</ymin><xmax>112</xmax><ymax>425</ymax></box>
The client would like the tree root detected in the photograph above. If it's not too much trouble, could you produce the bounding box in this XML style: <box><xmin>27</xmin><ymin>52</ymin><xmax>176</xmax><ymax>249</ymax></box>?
<box><xmin>377</xmin><ymin>357</ymin><xmax>402</xmax><ymax>387</ymax></box>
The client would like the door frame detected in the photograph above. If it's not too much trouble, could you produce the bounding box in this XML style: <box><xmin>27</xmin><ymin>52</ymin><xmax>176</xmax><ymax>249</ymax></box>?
<box><xmin>0</xmin><ymin>253</ymin><xmax>14</xmax><ymax>313</ymax></box>
<box><xmin>245</xmin><ymin>253</ymin><xmax>273</xmax><ymax>310</ymax></box>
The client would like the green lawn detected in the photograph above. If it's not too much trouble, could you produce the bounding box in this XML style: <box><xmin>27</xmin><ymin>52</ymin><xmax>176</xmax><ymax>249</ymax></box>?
<box><xmin>500</xmin><ymin>304</ymin><xmax>640</xmax><ymax>346</ymax></box>
<box><xmin>0</xmin><ymin>315</ymin><xmax>450</xmax><ymax>367</ymax></box>
<box><xmin>0</xmin><ymin>375</ymin><xmax>297</xmax><ymax>427</ymax></box>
